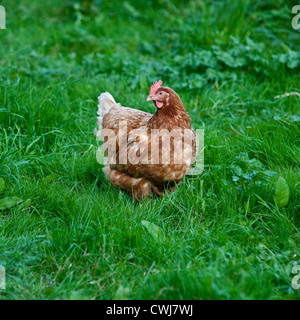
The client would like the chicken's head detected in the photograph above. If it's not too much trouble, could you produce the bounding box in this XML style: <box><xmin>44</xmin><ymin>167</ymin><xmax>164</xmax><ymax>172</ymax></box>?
<box><xmin>147</xmin><ymin>80</ymin><xmax>170</xmax><ymax>108</ymax></box>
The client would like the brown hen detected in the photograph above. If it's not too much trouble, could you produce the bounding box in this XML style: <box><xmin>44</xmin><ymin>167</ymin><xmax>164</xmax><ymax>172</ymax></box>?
<box><xmin>95</xmin><ymin>81</ymin><xmax>197</xmax><ymax>201</ymax></box>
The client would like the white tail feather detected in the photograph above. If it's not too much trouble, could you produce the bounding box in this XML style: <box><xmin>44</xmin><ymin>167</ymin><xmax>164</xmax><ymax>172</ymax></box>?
<box><xmin>95</xmin><ymin>92</ymin><xmax>118</xmax><ymax>135</ymax></box>
<box><xmin>97</xmin><ymin>92</ymin><xmax>117</xmax><ymax>117</ymax></box>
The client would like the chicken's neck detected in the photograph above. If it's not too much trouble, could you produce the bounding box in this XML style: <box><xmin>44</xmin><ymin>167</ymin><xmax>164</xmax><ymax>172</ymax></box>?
<box><xmin>147</xmin><ymin>102</ymin><xmax>192</xmax><ymax>130</ymax></box>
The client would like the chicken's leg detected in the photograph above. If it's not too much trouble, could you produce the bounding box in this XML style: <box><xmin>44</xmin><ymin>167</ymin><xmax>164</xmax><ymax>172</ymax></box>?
<box><xmin>103</xmin><ymin>167</ymin><xmax>152</xmax><ymax>201</ymax></box>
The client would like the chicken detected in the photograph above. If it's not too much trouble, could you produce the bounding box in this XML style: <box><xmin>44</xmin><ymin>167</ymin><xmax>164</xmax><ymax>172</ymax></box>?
<box><xmin>95</xmin><ymin>81</ymin><xmax>197</xmax><ymax>201</ymax></box>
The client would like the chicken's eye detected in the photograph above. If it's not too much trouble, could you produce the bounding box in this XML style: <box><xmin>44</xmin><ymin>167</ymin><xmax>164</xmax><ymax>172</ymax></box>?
<box><xmin>159</xmin><ymin>92</ymin><xmax>163</xmax><ymax>95</ymax></box>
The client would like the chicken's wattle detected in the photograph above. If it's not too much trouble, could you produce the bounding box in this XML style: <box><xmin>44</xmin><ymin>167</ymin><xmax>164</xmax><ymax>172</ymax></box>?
<box><xmin>154</xmin><ymin>101</ymin><xmax>163</xmax><ymax>108</ymax></box>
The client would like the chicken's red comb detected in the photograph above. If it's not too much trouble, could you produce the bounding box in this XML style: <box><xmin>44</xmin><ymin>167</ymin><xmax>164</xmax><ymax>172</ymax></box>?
<box><xmin>150</xmin><ymin>80</ymin><xmax>163</xmax><ymax>95</ymax></box>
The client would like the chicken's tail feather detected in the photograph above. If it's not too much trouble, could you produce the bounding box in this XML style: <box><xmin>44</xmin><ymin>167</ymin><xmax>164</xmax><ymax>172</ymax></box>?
<box><xmin>94</xmin><ymin>92</ymin><xmax>118</xmax><ymax>136</ymax></box>
<box><xmin>98</xmin><ymin>92</ymin><xmax>117</xmax><ymax>117</ymax></box>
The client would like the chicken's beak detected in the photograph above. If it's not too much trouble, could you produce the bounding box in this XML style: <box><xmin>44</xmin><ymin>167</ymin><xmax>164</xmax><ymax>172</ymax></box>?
<box><xmin>147</xmin><ymin>95</ymin><xmax>154</xmax><ymax>102</ymax></box>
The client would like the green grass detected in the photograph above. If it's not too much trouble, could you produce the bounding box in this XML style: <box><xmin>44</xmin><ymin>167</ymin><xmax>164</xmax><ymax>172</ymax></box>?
<box><xmin>0</xmin><ymin>0</ymin><xmax>299</xmax><ymax>300</ymax></box>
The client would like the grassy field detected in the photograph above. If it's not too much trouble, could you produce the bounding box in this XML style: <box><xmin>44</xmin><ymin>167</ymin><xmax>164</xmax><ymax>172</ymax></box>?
<box><xmin>0</xmin><ymin>0</ymin><xmax>299</xmax><ymax>300</ymax></box>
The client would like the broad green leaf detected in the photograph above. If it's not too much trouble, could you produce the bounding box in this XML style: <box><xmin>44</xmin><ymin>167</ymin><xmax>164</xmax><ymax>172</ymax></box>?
<box><xmin>141</xmin><ymin>220</ymin><xmax>164</xmax><ymax>242</ymax></box>
<box><xmin>230</xmin><ymin>165</ymin><xmax>243</xmax><ymax>176</ymax></box>
<box><xmin>42</xmin><ymin>174</ymin><xmax>60</xmax><ymax>184</ymax></box>
<box><xmin>274</xmin><ymin>177</ymin><xmax>289</xmax><ymax>207</ymax></box>
<box><xmin>291</xmin><ymin>115</ymin><xmax>300</xmax><ymax>122</ymax></box>
<box><xmin>0</xmin><ymin>197</ymin><xmax>23</xmax><ymax>211</ymax></box>
<box><xmin>19</xmin><ymin>199</ymin><xmax>32</xmax><ymax>210</ymax></box>
<box><xmin>221</xmin><ymin>179</ymin><xmax>231</xmax><ymax>186</ymax></box>
<box><xmin>232</xmin><ymin>176</ymin><xmax>240</xmax><ymax>182</ymax></box>
<box><xmin>113</xmin><ymin>285</ymin><xmax>131</xmax><ymax>300</ymax></box>
<box><xmin>0</xmin><ymin>178</ymin><xmax>5</xmax><ymax>194</ymax></box>
<box><xmin>235</xmin><ymin>152</ymin><xmax>249</xmax><ymax>162</ymax></box>
<box><xmin>263</xmin><ymin>170</ymin><xmax>277</xmax><ymax>177</ymax></box>
<box><xmin>248</xmin><ymin>158</ymin><xmax>264</xmax><ymax>170</ymax></box>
